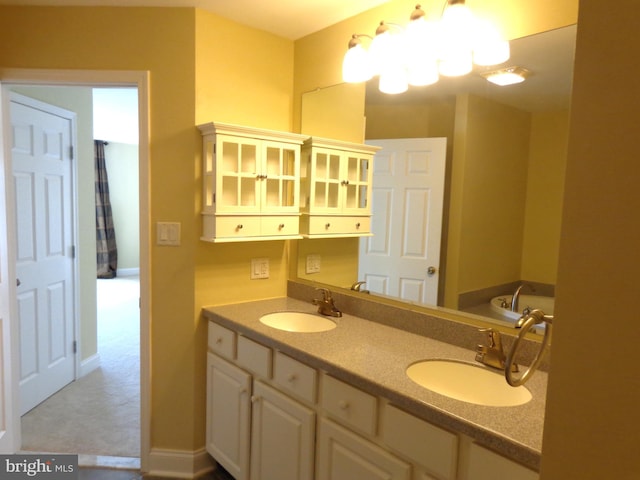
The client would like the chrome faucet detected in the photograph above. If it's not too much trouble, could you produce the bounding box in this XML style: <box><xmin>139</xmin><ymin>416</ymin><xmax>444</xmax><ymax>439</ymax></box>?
<box><xmin>350</xmin><ymin>281</ymin><xmax>370</xmax><ymax>294</ymax></box>
<box><xmin>511</xmin><ymin>283</ymin><xmax>536</xmax><ymax>312</ymax></box>
<box><xmin>312</xmin><ymin>288</ymin><xmax>342</xmax><ymax>317</ymax></box>
<box><xmin>475</xmin><ymin>328</ymin><xmax>519</xmax><ymax>372</ymax></box>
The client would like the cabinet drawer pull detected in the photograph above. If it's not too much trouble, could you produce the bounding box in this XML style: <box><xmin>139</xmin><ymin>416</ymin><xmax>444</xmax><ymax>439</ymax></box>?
<box><xmin>325</xmin><ymin>223</ymin><xmax>331</xmax><ymax>229</ymax></box>
<box><xmin>287</xmin><ymin>373</ymin><xmax>297</xmax><ymax>383</ymax></box>
<box><xmin>236</xmin><ymin>224</ymin><xmax>243</xmax><ymax>230</ymax></box>
<box><xmin>338</xmin><ymin>400</ymin><xmax>350</xmax><ymax>410</ymax></box>
<box><xmin>279</xmin><ymin>223</ymin><xmax>285</xmax><ymax>230</ymax></box>
<box><xmin>355</xmin><ymin>222</ymin><xmax>361</xmax><ymax>228</ymax></box>
<box><xmin>215</xmin><ymin>337</ymin><xmax>223</xmax><ymax>345</ymax></box>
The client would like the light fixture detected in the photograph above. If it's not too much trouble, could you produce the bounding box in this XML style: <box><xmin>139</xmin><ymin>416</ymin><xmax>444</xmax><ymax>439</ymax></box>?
<box><xmin>481</xmin><ymin>66</ymin><xmax>530</xmax><ymax>86</ymax></box>
<box><xmin>342</xmin><ymin>1</ymin><xmax>510</xmax><ymax>94</ymax></box>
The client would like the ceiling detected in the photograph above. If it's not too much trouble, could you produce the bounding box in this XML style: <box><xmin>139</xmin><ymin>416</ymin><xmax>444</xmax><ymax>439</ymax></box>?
<box><xmin>0</xmin><ymin>0</ymin><xmax>390</xmax><ymax>39</ymax></box>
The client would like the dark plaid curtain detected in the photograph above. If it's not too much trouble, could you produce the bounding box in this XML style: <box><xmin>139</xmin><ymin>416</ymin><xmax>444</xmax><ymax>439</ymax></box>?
<box><xmin>95</xmin><ymin>140</ymin><xmax>118</xmax><ymax>279</ymax></box>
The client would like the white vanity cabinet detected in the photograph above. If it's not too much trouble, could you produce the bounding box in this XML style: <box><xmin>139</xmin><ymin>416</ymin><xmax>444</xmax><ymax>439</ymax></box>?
<box><xmin>205</xmin><ymin>320</ymin><xmax>539</xmax><ymax>480</ymax></box>
<box><xmin>300</xmin><ymin>137</ymin><xmax>379</xmax><ymax>237</ymax></box>
<box><xmin>198</xmin><ymin>122</ymin><xmax>307</xmax><ymax>242</ymax></box>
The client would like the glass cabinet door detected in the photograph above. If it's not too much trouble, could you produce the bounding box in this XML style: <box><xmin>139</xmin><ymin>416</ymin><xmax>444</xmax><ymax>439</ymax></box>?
<box><xmin>216</xmin><ymin>135</ymin><xmax>261</xmax><ymax>213</ymax></box>
<box><xmin>310</xmin><ymin>148</ymin><xmax>342</xmax><ymax>213</ymax></box>
<box><xmin>262</xmin><ymin>141</ymin><xmax>300</xmax><ymax>213</ymax></box>
<box><xmin>342</xmin><ymin>155</ymin><xmax>371</xmax><ymax>214</ymax></box>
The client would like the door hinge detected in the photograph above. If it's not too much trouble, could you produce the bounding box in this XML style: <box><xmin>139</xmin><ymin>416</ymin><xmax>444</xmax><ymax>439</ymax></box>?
<box><xmin>72</xmin><ymin>340</ymin><xmax>77</xmax><ymax>354</ymax></box>
<box><xmin>213</xmin><ymin>193</ymin><xmax>216</xmax><ymax>204</ymax></box>
<box><xmin>69</xmin><ymin>145</ymin><xmax>74</xmax><ymax>160</ymax></box>
<box><xmin>213</xmin><ymin>143</ymin><xmax>217</xmax><ymax>154</ymax></box>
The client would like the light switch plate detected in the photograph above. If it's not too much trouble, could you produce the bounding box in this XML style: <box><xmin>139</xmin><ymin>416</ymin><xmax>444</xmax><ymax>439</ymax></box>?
<box><xmin>251</xmin><ymin>258</ymin><xmax>270</xmax><ymax>279</ymax></box>
<box><xmin>306</xmin><ymin>254</ymin><xmax>321</xmax><ymax>274</ymax></box>
<box><xmin>157</xmin><ymin>222</ymin><xmax>181</xmax><ymax>246</ymax></box>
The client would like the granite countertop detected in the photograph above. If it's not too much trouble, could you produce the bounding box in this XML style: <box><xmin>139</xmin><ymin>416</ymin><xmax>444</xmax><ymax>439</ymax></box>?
<box><xmin>202</xmin><ymin>297</ymin><xmax>547</xmax><ymax>471</ymax></box>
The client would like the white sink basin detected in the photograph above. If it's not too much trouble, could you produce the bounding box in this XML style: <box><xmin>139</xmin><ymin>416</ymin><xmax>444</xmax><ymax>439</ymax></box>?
<box><xmin>259</xmin><ymin>312</ymin><xmax>337</xmax><ymax>333</ymax></box>
<box><xmin>406</xmin><ymin>360</ymin><xmax>532</xmax><ymax>407</ymax></box>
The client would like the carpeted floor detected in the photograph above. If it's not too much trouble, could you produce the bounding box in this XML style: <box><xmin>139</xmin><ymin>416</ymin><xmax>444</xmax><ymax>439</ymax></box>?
<box><xmin>21</xmin><ymin>275</ymin><xmax>140</xmax><ymax>458</ymax></box>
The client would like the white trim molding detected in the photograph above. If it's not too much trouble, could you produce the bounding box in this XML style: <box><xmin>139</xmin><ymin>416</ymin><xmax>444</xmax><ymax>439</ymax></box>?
<box><xmin>148</xmin><ymin>448</ymin><xmax>215</xmax><ymax>479</ymax></box>
<box><xmin>79</xmin><ymin>353</ymin><xmax>101</xmax><ymax>378</ymax></box>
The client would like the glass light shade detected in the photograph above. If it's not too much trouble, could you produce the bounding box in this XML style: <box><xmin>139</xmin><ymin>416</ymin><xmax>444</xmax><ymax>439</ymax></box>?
<box><xmin>483</xmin><ymin>67</ymin><xmax>528</xmax><ymax>86</ymax></box>
<box><xmin>405</xmin><ymin>16</ymin><xmax>439</xmax><ymax>86</ymax></box>
<box><xmin>368</xmin><ymin>30</ymin><xmax>392</xmax><ymax>76</ymax></box>
<box><xmin>378</xmin><ymin>67</ymin><xmax>408</xmax><ymax>94</ymax></box>
<box><xmin>342</xmin><ymin>44</ymin><xmax>372</xmax><ymax>83</ymax></box>
<box><xmin>473</xmin><ymin>20</ymin><xmax>510</xmax><ymax>66</ymax></box>
<box><xmin>438</xmin><ymin>4</ymin><xmax>474</xmax><ymax>77</ymax></box>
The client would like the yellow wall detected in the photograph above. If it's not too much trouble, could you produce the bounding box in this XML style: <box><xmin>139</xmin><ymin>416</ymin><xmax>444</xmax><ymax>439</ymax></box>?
<box><xmin>521</xmin><ymin>110</ymin><xmax>569</xmax><ymax>284</ymax></box>
<box><xmin>446</xmin><ymin>94</ymin><xmax>531</xmax><ymax>306</ymax></box>
<box><xmin>0</xmin><ymin>5</ymin><xmax>296</xmax><ymax>453</ymax></box>
<box><xmin>540</xmin><ymin>1</ymin><xmax>640</xmax><ymax>477</ymax></box>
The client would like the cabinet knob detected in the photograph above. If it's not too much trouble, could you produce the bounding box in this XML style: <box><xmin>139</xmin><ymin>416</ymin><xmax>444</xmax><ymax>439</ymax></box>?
<box><xmin>279</xmin><ymin>223</ymin><xmax>285</xmax><ymax>230</ymax></box>
<box><xmin>287</xmin><ymin>373</ymin><xmax>297</xmax><ymax>383</ymax></box>
<box><xmin>215</xmin><ymin>337</ymin><xmax>223</xmax><ymax>344</ymax></box>
<box><xmin>325</xmin><ymin>223</ymin><xmax>331</xmax><ymax>229</ymax></box>
<box><xmin>338</xmin><ymin>400</ymin><xmax>349</xmax><ymax>410</ymax></box>
<box><xmin>341</xmin><ymin>180</ymin><xmax>350</xmax><ymax>186</ymax></box>
<box><xmin>251</xmin><ymin>395</ymin><xmax>260</xmax><ymax>404</ymax></box>
<box><xmin>236</xmin><ymin>224</ymin><xmax>243</xmax><ymax>230</ymax></box>
<box><xmin>355</xmin><ymin>222</ymin><xmax>361</xmax><ymax>229</ymax></box>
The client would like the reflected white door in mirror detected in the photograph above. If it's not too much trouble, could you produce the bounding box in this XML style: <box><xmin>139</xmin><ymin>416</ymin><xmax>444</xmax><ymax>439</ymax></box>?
<box><xmin>359</xmin><ymin>138</ymin><xmax>446</xmax><ymax>305</ymax></box>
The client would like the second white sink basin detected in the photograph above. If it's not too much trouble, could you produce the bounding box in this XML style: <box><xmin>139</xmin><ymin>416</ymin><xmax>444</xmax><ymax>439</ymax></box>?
<box><xmin>259</xmin><ymin>311</ymin><xmax>337</xmax><ymax>333</ymax></box>
<box><xmin>406</xmin><ymin>360</ymin><xmax>532</xmax><ymax>407</ymax></box>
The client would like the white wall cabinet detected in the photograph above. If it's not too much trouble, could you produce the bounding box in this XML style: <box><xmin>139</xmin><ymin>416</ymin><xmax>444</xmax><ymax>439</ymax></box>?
<box><xmin>198</xmin><ymin>122</ymin><xmax>307</xmax><ymax>242</ymax></box>
<box><xmin>300</xmin><ymin>137</ymin><xmax>379</xmax><ymax>237</ymax></box>
<box><xmin>206</xmin><ymin>321</ymin><xmax>539</xmax><ymax>480</ymax></box>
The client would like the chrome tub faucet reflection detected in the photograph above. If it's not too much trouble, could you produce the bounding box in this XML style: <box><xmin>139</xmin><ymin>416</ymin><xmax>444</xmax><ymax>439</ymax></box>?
<box><xmin>313</xmin><ymin>288</ymin><xmax>342</xmax><ymax>317</ymax></box>
<box><xmin>511</xmin><ymin>283</ymin><xmax>536</xmax><ymax>312</ymax></box>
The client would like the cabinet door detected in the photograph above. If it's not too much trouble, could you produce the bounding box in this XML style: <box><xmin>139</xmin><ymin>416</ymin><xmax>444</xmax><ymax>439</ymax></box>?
<box><xmin>261</xmin><ymin>140</ymin><xmax>300</xmax><ymax>214</ymax></box>
<box><xmin>316</xmin><ymin>418</ymin><xmax>411</xmax><ymax>480</ymax></box>
<box><xmin>206</xmin><ymin>353</ymin><xmax>252</xmax><ymax>480</ymax></box>
<box><xmin>250</xmin><ymin>381</ymin><xmax>315</xmax><ymax>480</ymax></box>
<box><xmin>309</xmin><ymin>147</ymin><xmax>343</xmax><ymax>214</ymax></box>
<box><xmin>215</xmin><ymin>134</ymin><xmax>261</xmax><ymax>214</ymax></box>
<box><xmin>341</xmin><ymin>154</ymin><xmax>372</xmax><ymax>215</ymax></box>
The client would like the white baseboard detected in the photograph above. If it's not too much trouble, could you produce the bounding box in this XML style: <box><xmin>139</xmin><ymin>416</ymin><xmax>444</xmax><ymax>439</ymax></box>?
<box><xmin>147</xmin><ymin>448</ymin><xmax>215</xmax><ymax>479</ymax></box>
<box><xmin>79</xmin><ymin>353</ymin><xmax>100</xmax><ymax>378</ymax></box>
<box><xmin>117</xmin><ymin>268</ymin><xmax>140</xmax><ymax>277</ymax></box>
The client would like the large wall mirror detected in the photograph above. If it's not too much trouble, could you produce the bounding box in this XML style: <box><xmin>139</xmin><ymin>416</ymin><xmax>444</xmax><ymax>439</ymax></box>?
<box><xmin>296</xmin><ymin>24</ymin><xmax>576</xmax><ymax>329</ymax></box>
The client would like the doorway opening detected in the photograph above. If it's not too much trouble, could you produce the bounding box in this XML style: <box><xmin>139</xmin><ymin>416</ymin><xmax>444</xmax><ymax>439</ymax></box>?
<box><xmin>0</xmin><ymin>70</ymin><xmax>150</xmax><ymax>471</ymax></box>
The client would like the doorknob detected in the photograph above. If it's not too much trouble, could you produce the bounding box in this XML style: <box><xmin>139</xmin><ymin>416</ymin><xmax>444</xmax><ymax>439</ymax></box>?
<box><xmin>427</xmin><ymin>267</ymin><xmax>437</xmax><ymax>276</ymax></box>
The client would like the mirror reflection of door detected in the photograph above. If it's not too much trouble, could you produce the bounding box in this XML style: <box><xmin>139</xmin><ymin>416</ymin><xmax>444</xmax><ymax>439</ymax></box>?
<box><xmin>358</xmin><ymin>138</ymin><xmax>446</xmax><ymax>305</ymax></box>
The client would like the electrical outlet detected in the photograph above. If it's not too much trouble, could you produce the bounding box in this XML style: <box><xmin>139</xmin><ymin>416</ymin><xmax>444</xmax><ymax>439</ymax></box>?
<box><xmin>306</xmin><ymin>254</ymin><xmax>321</xmax><ymax>274</ymax></box>
<box><xmin>251</xmin><ymin>258</ymin><xmax>270</xmax><ymax>279</ymax></box>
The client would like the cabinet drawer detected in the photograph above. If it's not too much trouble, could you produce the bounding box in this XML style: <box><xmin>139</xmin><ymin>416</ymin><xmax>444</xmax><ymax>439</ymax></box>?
<box><xmin>208</xmin><ymin>322</ymin><xmax>236</xmax><ymax>359</ymax></box>
<box><xmin>383</xmin><ymin>404</ymin><xmax>458</xmax><ymax>480</ymax></box>
<box><xmin>215</xmin><ymin>216</ymin><xmax>261</xmax><ymax>238</ymax></box>
<box><xmin>261</xmin><ymin>215</ymin><xmax>300</xmax><ymax>236</ymax></box>
<box><xmin>273</xmin><ymin>351</ymin><xmax>317</xmax><ymax>404</ymax></box>
<box><xmin>307</xmin><ymin>215</ymin><xmax>370</xmax><ymax>235</ymax></box>
<box><xmin>236</xmin><ymin>335</ymin><xmax>272</xmax><ymax>378</ymax></box>
<box><xmin>320</xmin><ymin>375</ymin><xmax>377</xmax><ymax>435</ymax></box>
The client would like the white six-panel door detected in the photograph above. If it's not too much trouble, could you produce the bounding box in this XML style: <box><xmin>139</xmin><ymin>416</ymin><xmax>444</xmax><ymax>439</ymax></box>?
<box><xmin>11</xmin><ymin>94</ymin><xmax>76</xmax><ymax>415</ymax></box>
<box><xmin>359</xmin><ymin>138</ymin><xmax>446</xmax><ymax>306</ymax></box>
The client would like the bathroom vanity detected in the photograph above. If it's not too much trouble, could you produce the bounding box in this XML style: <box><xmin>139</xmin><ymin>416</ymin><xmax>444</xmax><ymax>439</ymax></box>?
<box><xmin>202</xmin><ymin>296</ymin><xmax>545</xmax><ymax>480</ymax></box>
